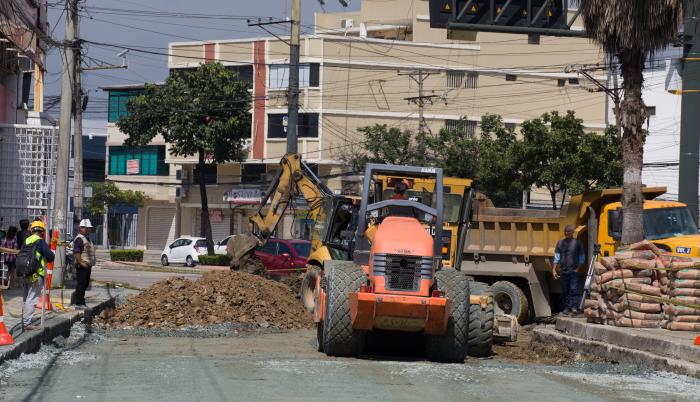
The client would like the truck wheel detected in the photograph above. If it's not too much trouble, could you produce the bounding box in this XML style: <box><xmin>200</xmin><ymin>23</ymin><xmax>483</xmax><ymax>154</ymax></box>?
<box><xmin>490</xmin><ymin>281</ymin><xmax>529</xmax><ymax>324</ymax></box>
<box><xmin>301</xmin><ymin>265</ymin><xmax>321</xmax><ymax>313</ymax></box>
<box><xmin>322</xmin><ymin>261</ymin><xmax>366</xmax><ymax>357</ymax></box>
<box><xmin>425</xmin><ymin>270</ymin><xmax>470</xmax><ymax>363</ymax></box>
<box><xmin>467</xmin><ymin>282</ymin><xmax>494</xmax><ymax>358</ymax></box>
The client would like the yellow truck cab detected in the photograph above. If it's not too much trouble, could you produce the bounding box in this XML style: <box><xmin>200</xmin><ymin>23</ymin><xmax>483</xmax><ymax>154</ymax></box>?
<box><xmin>600</xmin><ymin>199</ymin><xmax>700</xmax><ymax>257</ymax></box>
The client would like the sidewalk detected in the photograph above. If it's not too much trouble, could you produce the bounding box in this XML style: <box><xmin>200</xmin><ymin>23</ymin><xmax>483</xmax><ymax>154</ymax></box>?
<box><xmin>0</xmin><ymin>284</ymin><xmax>134</xmax><ymax>365</ymax></box>
<box><xmin>534</xmin><ymin>317</ymin><xmax>700</xmax><ymax>378</ymax></box>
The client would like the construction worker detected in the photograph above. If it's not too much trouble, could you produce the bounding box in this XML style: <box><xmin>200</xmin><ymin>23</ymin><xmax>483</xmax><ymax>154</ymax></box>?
<box><xmin>391</xmin><ymin>181</ymin><xmax>408</xmax><ymax>200</ymax></box>
<box><xmin>552</xmin><ymin>224</ymin><xmax>585</xmax><ymax>317</ymax></box>
<box><xmin>22</xmin><ymin>220</ymin><xmax>54</xmax><ymax>330</ymax></box>
<box><xmin>71</xmin><ymin>219</ymin><xmax>96</xmax><ymax>308</ymax></box>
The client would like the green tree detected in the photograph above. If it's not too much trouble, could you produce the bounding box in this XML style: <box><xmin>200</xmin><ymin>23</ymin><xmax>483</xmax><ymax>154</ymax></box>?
<box><xmin>117</xmin><ymin>63</ymin><xmax>252</xmax><ymax>254</ymax></box>
<box><xmin>426</xmin><ymin>118</ymin><xmax>480</xmax><ymax>179</ymax></box>
<box><xmin>519</xmin><ymin>111</ymin><xmax>622</xmax><ymax>209</ymax></box>
<box><xmin>85</xmin><ymin>182</ymin><xmax>148</xmax><ymax>215</ymax></box>
<box><xmin>476</xmin><ymin>114</ymin><xmax>524</xmax><ymax>207</ymax></box>
<box><xmin>580</xmin><ymin>0</ymin><xmax>682</xmax><ymax>243</ymax></box>
<box><xmin>339</xmin><ymin>124</ymin><xmax>420</xmax><ymax>171</ymax></box>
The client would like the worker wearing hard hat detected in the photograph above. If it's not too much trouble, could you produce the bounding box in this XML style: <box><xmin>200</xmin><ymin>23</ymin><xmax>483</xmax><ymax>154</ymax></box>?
<box><xmin>71</xmin><ymin>219</ymin><xmax>96</xmax><ymax>309</ymax></box>
<box><xmin>22</xmin><ymin>220</ymin><xmax>55</xmax><ymax>330</ymax></box>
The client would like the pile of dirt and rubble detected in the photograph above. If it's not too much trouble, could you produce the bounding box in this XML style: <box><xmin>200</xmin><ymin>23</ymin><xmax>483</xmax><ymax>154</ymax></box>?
<box><xmin>98</xmin><ymin>270</ymin><xmax>312</xmax><ymax>330</ymax></box>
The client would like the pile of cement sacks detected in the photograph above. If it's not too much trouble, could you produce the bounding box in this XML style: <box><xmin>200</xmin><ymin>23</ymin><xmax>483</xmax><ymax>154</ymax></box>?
<box><xmin>584</xmin><ymin>245</ymin><xmax>663</xmax><ymax>328</ymax></box>
<box><xmin>659</xmin><ymin>256</ymin><xmax>700</xmax><ymax>331</ymax></box>
<box><xmin>584</xmin><ymin>241</ymin><xmax>700</xmax><ymax>330</ymax></box>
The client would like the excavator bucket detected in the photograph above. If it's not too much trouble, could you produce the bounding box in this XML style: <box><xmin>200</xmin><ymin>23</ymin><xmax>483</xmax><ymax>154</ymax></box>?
<box><xmin>227</xmin><ymin>234</ymin><xmax>260</xmax><ymax>268</ymax></box>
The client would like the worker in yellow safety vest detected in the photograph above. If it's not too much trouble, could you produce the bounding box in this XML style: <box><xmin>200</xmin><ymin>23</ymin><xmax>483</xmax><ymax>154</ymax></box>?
<box><xmin>22</xmin><ymin>220</ymin><xmax>55</xmax><ymax>330</ymax></box>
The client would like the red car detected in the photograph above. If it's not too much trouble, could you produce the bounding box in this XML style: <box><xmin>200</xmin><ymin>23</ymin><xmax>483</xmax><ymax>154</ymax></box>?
<box><xmin>253</xmin><ymin>238</ymin><xmax>311</xmax><ymax>276</ymax></box>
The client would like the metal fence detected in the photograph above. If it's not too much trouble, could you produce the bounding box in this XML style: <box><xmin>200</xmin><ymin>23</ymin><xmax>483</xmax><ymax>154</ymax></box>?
<box><xmin>0</xmin><ymin>124</ymin><xmax>58</xmax><ymax>228</ymax></box>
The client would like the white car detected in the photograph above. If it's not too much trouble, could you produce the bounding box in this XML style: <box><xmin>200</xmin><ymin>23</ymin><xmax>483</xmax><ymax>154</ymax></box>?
<box><xmin>214</xmin><ymin>236</ymin><xmax>233</xmax><ymax>255</ymax></box>
<box><xmin>160</xmin><ymin>236</ymin><xmax>207</xmax><ymax>267</ymax></box>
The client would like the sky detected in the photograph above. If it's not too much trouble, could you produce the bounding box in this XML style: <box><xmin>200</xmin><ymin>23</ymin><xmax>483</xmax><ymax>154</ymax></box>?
<box><xmin>45</xmin><ymin>0</ymin><xmax>360</xmax><ymax>132</ymax></box>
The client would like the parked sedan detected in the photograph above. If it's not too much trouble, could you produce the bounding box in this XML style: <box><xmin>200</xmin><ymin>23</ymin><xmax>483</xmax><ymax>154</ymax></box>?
<box><xmin>161</xmin><ymin>236</ymin><xmax>207</xmax><ymax>267</ymax></box>
<box><xmin>215</xmin><ymin>236</ymin><xmax>311</xmax><ymax>276</ymax></box>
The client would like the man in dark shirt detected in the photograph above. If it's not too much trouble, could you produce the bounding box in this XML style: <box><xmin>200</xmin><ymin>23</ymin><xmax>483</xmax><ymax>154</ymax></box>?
<box><xmin>553</xmin><ymin>224</ymin><xmax>585</xmax><ymax>316</ymax></box>
<box><xmin>17</xmin><ymin>219</ymin><xmax>30</xmax><ymax>247</ymax></box>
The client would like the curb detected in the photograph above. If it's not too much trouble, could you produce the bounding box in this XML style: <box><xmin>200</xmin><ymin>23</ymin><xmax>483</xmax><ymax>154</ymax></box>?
<box><xmin>533</xmin><ymin>326</ymin><xmax>700</xmax><ymax>379</ymax></box>
<box><xmin>0</xmin><ymin>297</ymin><xmax>116</xmax><ymax>366</ymax></box>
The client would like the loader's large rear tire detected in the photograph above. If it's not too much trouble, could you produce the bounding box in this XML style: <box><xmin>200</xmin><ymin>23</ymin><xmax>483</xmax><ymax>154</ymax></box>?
<box><xmin>491</xmin><ymin>281</ymin><xmax>529</xmax><ymax>324</ymax></box>
<box><xmin>322</xmin><ymin>261</ymin><xmax>366</xmax><ymax>357</ymax></box>
<box><xmin>425</xmin><ymin>270</ymin><xmax>470</xmax><ymax>363</ymax></box>
<box><xmin>467</xmin><ymin>282</ymin><xmax>494</xmax><ymax>358</ymax></box>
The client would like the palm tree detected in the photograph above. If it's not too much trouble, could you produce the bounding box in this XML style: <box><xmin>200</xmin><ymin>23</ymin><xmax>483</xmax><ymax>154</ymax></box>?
<box><xmin>580</xmin><ymin>0</ymin><xmax>682</xmax><ymax>244</ymax></box>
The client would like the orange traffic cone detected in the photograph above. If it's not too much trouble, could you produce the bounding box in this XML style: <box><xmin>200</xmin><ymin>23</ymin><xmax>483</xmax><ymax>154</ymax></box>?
<box><xmin>0</xmin><ymin>291</ymin><xmax>14</xmax><ymax>346</ymax></box>
<box><xmin>695</xmin><ymin>335</ymin><xmax>700</xmax><ymax>346</ymax></box>
<box><xmin>36</xmin><ymin>231</ymin><xmax>58</xmax><ymax>311</ymax></box>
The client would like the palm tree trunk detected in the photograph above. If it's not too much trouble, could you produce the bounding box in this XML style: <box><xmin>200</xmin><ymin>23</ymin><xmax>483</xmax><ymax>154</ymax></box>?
<box><xmin>198</xmin><ymin>149</ymin><xmax>215</xmax><ymax>256</ymax></box>
<box><xmin>618</xmin><ymin>49</ymin><xmax>647</xmax><ymax>244</ymax></box>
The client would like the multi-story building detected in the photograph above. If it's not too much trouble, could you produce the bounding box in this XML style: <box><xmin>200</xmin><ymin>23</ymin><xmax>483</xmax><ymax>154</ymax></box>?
<box><xmin>106</xmin><ymin>0</ymin><xmax>610</xmax><ymax>250</ymax></box>
<box><xmin>0</xmin><ymin>0</ymin><xmax>55</xmax><ymax>227</ymax></box>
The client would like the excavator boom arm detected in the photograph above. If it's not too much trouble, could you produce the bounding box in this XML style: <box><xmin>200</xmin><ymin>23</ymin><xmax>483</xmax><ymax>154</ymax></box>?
<box><xmin>228</xmin><ymin>153</ymin><xmax>333</xmax><ymax>267</ymax></box>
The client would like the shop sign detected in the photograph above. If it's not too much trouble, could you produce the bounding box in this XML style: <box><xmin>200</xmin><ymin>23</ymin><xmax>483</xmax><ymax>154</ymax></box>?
<box><xmin>224</xmin><ymin>188</ymin><xmax>261</xmax><ymax>204</ymax></box>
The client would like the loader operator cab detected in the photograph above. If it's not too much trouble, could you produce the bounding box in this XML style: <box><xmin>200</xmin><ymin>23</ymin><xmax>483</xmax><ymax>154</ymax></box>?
<box><xmin>352</xmin><ymin>164</ymin><xmax>445</xmax><ymax>268</ymax></box>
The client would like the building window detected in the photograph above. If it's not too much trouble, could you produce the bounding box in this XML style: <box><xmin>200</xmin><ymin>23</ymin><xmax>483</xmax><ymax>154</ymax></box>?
<box><xmin>242</xmin><ymin>164</ymin><xmax>266</xmax><ymax>184</ymax></box>
<box><xmin>109</xmin><ymin>145</ymin><xmax>168</xmax><ymax>176</ymax></box>
<box><xmin>505</xmin><ymin>123</ymin><xmax>516</xmax><ymax>131</ymax></box>
<box><xmin>193</xmin><ymin>164</ymin><xmax>218</xmax><ymax>184</ymax></box>
<box><xmin>447</xmin><ymin>71</ymin><xmax>478</xmax><ymax>89</ymax></box>
<box><xmin>268</xmin><ymin>63</ymin><xmax>320</xmax><ymax>89</ymax></box>
<box><xmin>107</xmin><ymin>90</ymin><xmax>143</xmax><ymax>123</ymax></box>
<box><xmin>268</xmin><ymin>113</ymin><xmax>319</xmax><ymax>138</ymax></box>
<box><xmin>444</xmin><ymin>119</ymin><xmax>476</xmax><ymax>137</ymax></box>
<box><xmin>647</xmin><ymin>106</ymin><xmax>656</xmax><ymax>116</ymax></box>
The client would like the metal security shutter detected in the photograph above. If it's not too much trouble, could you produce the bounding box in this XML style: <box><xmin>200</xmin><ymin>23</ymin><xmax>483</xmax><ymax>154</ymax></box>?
<box><xmin>147</xmin><ymin>208</ymin><xmax>176</xmax><ymax>249</ymax></box>
<box><xmin>194</xmin><ymin>210</ymin><xmax>232</xmax><ymax>243</ymax></box>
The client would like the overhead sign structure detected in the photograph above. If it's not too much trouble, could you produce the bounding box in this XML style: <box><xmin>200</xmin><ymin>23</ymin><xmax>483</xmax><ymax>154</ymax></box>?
<box><xmin>429</xmin><ymin>0</ymin><xmax>587</xmax><ymax>37</ymax></box>
<box><xmin>224</xmin><ymin>188</ymin><xmax>262</xmax><ymax>205</ymax></box>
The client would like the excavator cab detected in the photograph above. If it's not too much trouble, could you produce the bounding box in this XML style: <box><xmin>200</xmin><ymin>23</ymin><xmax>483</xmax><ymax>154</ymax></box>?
<box><xmin>314</xmin><ymin>164</ymin><xmax>471</xmax><ymax>362</ymax></box>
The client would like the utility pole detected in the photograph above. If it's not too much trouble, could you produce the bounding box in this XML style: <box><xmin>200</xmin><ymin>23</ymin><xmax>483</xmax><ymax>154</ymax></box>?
<box><xmin>399</xmin><ymin>70</ymin><xmax>439</xmax><ymax>136</ymax></box>
<box><xmin>73</xmin><ymin>23</ymin><xmax>83</xmax><ymax>221</ymax></box>
<box><xmin>54</xmin><ymin>0</ymin><xmax>79</xmax><ymax>286</ymax></box>
<box><xmin>679</xmin><ymin>0</ymin><xmax>700</xmax><ymax>222</ymax></box>
<box><xmin>286</xmin><ymin>0</ymin><xmax>301</xmax><ymax>153</ymax></box>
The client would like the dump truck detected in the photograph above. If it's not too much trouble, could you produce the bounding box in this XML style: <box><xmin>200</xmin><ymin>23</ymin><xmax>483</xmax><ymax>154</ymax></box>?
<box><xmin>463</xmin><ymin>186</ymin><xmax>700</xmax><ymax>322</ymax></box>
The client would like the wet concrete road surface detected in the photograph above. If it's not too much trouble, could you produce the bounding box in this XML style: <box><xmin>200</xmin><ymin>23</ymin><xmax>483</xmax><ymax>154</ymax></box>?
<box><xmin>1</xmin><ymin>328</ymin><xmax>699</xmax><ymax>402</ymax></box>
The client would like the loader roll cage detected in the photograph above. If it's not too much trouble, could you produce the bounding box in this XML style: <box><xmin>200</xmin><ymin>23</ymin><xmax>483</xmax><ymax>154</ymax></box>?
<box><xmin>354</xmin><ymin>163</ymin><xmax>444</xmax><ymax>265</ymax></box>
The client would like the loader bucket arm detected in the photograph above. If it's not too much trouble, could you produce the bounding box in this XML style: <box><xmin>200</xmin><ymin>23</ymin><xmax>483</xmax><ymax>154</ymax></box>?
<box><xmin>228</xmin><ymin>153</ymin><xmax>334</xmax><ymax>267</ymax></box>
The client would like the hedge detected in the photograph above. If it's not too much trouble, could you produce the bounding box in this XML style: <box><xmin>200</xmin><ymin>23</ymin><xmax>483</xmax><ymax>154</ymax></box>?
<box><xmin>198</xmin><ymin>254</ymin><xmax>231</xmax><ymax>266</ymax></box>
<box><xmin>110</xmin><ymin>249</ymin><xmax>144</xmax><ymax>262</ymax></box>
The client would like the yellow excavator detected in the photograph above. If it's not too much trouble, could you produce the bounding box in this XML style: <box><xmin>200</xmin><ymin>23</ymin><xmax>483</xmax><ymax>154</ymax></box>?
<box><xmin>228</xmin><ymin>153</ymin><xmax>516</xmax><ymax>357</ymax></box>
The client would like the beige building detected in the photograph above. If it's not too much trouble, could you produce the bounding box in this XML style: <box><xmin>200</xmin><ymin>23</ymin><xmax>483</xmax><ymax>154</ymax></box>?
<box><xmin>106</xmin><ymin>0</ymin><xmax>608</xmax><ymax>250</ymax></box>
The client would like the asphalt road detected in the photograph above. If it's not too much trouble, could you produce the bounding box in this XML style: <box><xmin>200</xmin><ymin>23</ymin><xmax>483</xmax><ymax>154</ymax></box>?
<box><xmin>1</xmin><ymin>328</ymin><xmax>699</xmax><ymax>402</ymax></box>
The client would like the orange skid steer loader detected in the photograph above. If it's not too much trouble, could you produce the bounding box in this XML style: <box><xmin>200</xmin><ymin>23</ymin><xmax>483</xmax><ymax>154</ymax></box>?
<box><xmin>312</xmin><ymin>164</ymin><xmax>470</xmax><ymax>362</ymax></box>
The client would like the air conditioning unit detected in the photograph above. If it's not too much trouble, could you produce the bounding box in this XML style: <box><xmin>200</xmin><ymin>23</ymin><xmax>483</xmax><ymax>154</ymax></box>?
<box><xmin>341</xmin><ymin>18</ymin><xmax>354</xmax><ymax>29</ymax></box>
<box><xmin>175</xmin><ymin>169</ymin><xmax>189</xmax><ymax>181</ymax></box>
<box><xmin>175</xmin><ymin>186</ymin><xmax>188</xmax><ymax>198</ymax></box>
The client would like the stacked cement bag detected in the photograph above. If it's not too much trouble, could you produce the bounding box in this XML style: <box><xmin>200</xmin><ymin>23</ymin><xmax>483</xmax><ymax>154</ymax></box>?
<box><xmin>658</xmin><ymin>255</ymin><xmax>700</xmax><ymax>331</ymax></box>
<box><xmin>584</xmin><ymin>243</ymin><xmax>664</xmax><ymax>328</ymax></box>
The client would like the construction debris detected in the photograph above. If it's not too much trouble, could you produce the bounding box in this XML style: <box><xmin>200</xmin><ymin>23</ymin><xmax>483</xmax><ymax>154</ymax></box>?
<box><xmin>98</xmin><ymin>270</ymin><xmax>312</xmax><ymax>330</ymax></box>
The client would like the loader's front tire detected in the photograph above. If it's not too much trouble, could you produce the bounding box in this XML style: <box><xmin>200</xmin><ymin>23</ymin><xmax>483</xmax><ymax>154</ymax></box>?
<box><xmin>425</xmin><ymin>270</ymin><xmax>470</xmax><ymax>363</ymax></box>
<box><xmin>467</xmin><ymin>282</ymin><xmax>494</xmax><ymax>358</ymax></box>
<box><xmin>322</xmin><ymin>261</ymin><xmax>366</xmax><ymax>357</ymax></box>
